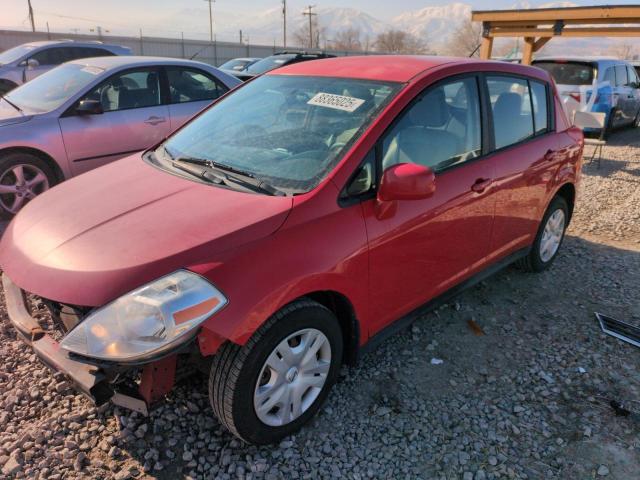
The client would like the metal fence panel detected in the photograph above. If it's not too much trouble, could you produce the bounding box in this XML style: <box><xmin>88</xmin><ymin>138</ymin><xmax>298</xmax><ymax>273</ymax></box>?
<box><xmin>0</xmin><ymin>30</ymin><xmax>377</xmax><ymax>67</ymax></box>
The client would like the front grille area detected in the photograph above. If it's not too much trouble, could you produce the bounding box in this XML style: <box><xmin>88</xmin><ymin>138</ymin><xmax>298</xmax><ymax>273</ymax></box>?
<box><xmin>24</xmin><ymin>293</ymin><xmax>91</xmax><ymax>341</ymax></box>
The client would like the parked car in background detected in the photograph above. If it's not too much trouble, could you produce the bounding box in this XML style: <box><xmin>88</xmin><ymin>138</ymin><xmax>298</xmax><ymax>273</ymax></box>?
<box><xmin>533</xmin><ymin>57</ymin><xmax>640</xmax><ymax>132</ymax></box>
<box><xmin>0</xmin><ymin>40</ymin><xmax>131</xmax><ymax>95</ymax></box>
<box><xmin>0</xmin><ymin>55</ymin><xmax>583</xmax><ymax>444</ymax></box>
<box><xmin>230</xmin><ymin>51</ymin><xmax>335</xmax><ymax>81</ymax></box>
<box><xmin>0</xmin><ymin>56</ymin><xmax>240</xmax><ymax>217</ymax></box>
<box><xmin>218</xmin><ymin>57</ymin><xmax>260</xmax><ymax>76</ymax></box>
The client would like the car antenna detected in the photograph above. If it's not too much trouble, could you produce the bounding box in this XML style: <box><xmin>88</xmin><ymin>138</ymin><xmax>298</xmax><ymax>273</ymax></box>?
<box><xmin>189</xmin><ymin>45</ymin><xmax>209</xmax><ymax>61</ymax></box>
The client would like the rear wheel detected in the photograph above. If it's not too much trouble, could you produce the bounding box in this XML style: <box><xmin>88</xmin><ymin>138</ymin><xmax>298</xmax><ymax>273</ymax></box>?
<box><xmin>604</xmin><ymin>108</ymin><xmax>617</xmax><ymax>139</ymax></box>
<box><xmin>517</xmin><ymin>196</ymin><xmax>569</xmax><ymax>273</ymax></box>
<box><xmin>208</xmin><ymin>299</ymin><xmax>343</xmax><ymax>445</ymax></box>
<box><xmin>0</xmin><ymin>152</ymin><xmax>57</xmax><ymax>219</ymax></box>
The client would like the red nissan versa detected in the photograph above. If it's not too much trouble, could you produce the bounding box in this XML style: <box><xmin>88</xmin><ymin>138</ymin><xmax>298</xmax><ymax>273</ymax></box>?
<box><xmin>0</xmin><ymin>56</ymin><xmax>583</xmax><ymax>445</ymax></box>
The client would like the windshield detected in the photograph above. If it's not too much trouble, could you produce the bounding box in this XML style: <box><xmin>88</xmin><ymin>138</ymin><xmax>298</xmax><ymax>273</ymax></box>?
<box><xmin>0</xmin><ymin>44</ymin><xmax>37</xmax><ymax>65</ymax></box>
<box><xmin>157</xmin><ymin>75</ymin><xmax>401</xmax><ymax>193</ymax></box>
<box><xmin>219</xmin><ymin>59</ymin><xmax>254</xmax><ymax>71</ymax></box>
<box><xmin>534</xmin><ymin>61</ymin><xmax>595</xmax><ymax>86</ymax></box>
<box><xmin>245</xmin><ymin>55</ymin><xmax>296</xmax><ymax>75</ymax></box>
<box><xmin>4</xmin><ymin>63</ymin><xmax>103</xmax><ymax>113</ymax></box>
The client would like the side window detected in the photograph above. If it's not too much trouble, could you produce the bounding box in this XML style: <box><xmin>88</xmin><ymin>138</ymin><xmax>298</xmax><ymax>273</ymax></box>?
<box><xmin>530</xmin><ymin>81</ymin><xmax>548</xmax><ymax>134</ymax></box>
<box><xmin>487</xmin><ymin>76</ymin><xmax>534</xmax><ymax>150</ymax></box>
<box><xmin>30</xmin><ymin>48</ymin><xmax>57</xmax><ymax>66</ymax></box>
<box><xmin>627</xmin><ymin>66</ymin><xmax>639</xmax><ymax>87</ymax></box>
<box><xmin>381</xmin><ymin>77</ymin><xmax>481</xmax><ymax>172</ymax></box>
<box><xmin>84</xmin><ymin>69</ymin><xmax>161</xmax><ymax>112</ymax></box>
<box><xmin>603</xmin><ymin>67</ymin><xmax>616</xmax><ymax>86</ymax></box>
<box><xmin>615</xmin><ymin>65</ymin><xmax>628</xmax><ymax>87</ymax></box>
<box><xmin>166</xmin><ymin>67</ymin><xmax>227</xmax><ymax>104</ymax></box>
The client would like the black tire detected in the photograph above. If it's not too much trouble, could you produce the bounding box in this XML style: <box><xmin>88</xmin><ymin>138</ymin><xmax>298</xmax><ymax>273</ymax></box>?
<box><xmin>0</xmin><ymin>152</ymin><xmax>57</xmax><ymax>220</ymax></box>
<box><xmin>604</xmin><ymin>108</ymin><xmax>617</xmax><ymax>139</ymax></box>
<box><xmin>517</xmin><ymin>196</ymin><xmax>569</xmax><ymax>273</ymax></box>
<box><xmin>208</xmin><ymin>299</ymin><xmax>343</xmax><ymax>445</ymax></box>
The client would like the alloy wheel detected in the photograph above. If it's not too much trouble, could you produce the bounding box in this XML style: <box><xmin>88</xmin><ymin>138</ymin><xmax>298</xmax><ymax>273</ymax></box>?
<box><xmin>0</xmin><ymin>163</ymin><xmax>50</xmax><ymax>214</ymax></box>
<box><xmin>539</xmin><ymin>209</ymin><xmax>565</xmax><ymax>263</ymax></box>
<box><xmin>253</xmin><ymin>328</ymin><xmax>331</xmax><ymax>427</ymax></box>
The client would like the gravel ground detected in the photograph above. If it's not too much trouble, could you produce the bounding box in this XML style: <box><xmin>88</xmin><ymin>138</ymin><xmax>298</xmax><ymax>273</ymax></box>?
<box><xmin>1</xmin><ymin>127</ymin><xmax>639</xmax><ymax>479</ymax></box>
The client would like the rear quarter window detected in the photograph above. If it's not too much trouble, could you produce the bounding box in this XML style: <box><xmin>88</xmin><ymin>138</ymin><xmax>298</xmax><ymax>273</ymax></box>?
<box><xmin>534</xmin><ymin>62</ymin><xmax>594</xmax><ymax>86</ymax></box>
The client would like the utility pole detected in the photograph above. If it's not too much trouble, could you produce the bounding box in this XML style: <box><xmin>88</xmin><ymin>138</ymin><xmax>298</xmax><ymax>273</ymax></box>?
<box><xmin>282</xmin><ymin>0</ymin><xmax>287</xmax><ymax>48</ymax></box>
<box><xmin>27</xmin><ymin>0</ymin><xmax>36</xmax><ymax>32</ymax></box>
<box><xmin>203</xmin><ymin>0</ymin><xmax>215</xmax><ymax>43</ymax></box>
<box><xmin>239</xmin><ymin>29</ymin><xmax>243</xmax><ymax>44</ymax></box>
<box><xmin>302</xmin><ymin>5</ymin><xmax>317</xmax><ymax>49</ymax></box>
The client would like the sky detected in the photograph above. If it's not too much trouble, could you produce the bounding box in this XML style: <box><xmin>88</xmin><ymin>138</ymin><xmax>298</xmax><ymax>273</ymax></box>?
<box><xmin>3</xmin><ymin>0</ymin><xmax>640</xmax><ymax>42</ymax></box>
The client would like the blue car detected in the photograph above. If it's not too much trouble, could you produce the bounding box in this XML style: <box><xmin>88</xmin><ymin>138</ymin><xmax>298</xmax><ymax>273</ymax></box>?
<box><xmin>533</xmin><ymin>57</ymin><xmax>640</xmax><ymax>132</ymax></box>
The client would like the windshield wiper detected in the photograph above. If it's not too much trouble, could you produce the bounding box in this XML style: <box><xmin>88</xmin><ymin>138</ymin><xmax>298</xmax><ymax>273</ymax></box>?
<box><xmin>172</xmin><ymin>158</ymin><xmax>286</xmax><ymax>196</ymax></box>
<box><xmin>1</xmin><ymin>95</ymin><xmax>22</xmax><ymax>113</ymax></box>
<box><xmin>173</xmin><ymin>157</ymin><xmax>286</xmax><ymax>196</ymax></box>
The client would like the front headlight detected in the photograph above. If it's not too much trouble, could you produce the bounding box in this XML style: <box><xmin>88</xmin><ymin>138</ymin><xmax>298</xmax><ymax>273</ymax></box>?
<box><xmin>61</xmin><ymin>270</ymin><xmax>227</xmax><ymax>362</ymax></box>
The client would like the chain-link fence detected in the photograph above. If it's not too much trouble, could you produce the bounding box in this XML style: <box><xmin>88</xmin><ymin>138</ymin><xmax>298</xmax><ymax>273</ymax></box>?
<box><xmin>0</xmin><ymin>29</ymin><xmax>377</xmax><ymax>67</ymax></box>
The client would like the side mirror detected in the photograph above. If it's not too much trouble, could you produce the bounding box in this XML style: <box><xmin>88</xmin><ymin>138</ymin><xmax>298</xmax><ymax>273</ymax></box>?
<box><xmin>26</xmin><ymin>58</ymin><xmax>39</xmax><ymax>69</ymax></box>
<box><xmin>75</xmin><ymin>99</ymin><xmax>103</xmax><ymax>115</ymax></box>
<box><xmin>378</xmin><ymin>163</ymin><xmax>436</xmax><ymax>202</ymax></box>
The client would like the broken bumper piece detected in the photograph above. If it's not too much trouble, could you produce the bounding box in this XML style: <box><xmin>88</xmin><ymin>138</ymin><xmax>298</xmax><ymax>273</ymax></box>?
<box><xmin>2</xmin><ymin>273</ymin><xmax>176</xmax><ymax>414</ymax></box>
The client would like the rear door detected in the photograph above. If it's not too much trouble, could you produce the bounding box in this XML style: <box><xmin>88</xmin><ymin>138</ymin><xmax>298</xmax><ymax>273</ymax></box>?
<box><xmin>614</xmin><ymin>64</ymin><xmax>632</xmax><ymax>124</ymax></box>
<box><xmin>59</xmin><ymin>67</ymin><xmax>170</xmax><ymax>176</ymax></box>
<box><xmin>361</xmin><ymin>75</ymin><xmax>497</xmax><ymax>334</ymax></box>
<box><xmin>487</xmin><ymin>75</ymin><xmax>560</xmax><ymax>257</ymax></box>
<box><xmin>164</xmin><ymin>66</ymin><xmax>230</xmax><ymax>130</ymax></box>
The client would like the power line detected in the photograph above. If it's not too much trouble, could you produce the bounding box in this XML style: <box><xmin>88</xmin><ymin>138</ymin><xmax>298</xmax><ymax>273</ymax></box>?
<box><xmin>302</xmin><ymin>5</ymin><xmax>317</xmax><ymax>49</ymax></box>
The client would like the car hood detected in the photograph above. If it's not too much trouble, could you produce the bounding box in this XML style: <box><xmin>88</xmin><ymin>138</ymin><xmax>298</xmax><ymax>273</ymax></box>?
<box><xmin>0</xmin><ymin>101</ymin><xmax>32</xmax><ymax>127</ymax></box>
<box><xmin>0</xmin><ymin>155</ymin><xmax>293</xmax><ymax>306</ymax></box>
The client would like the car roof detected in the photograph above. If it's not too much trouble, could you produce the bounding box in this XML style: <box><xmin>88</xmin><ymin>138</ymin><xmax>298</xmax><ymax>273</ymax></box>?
<box><xmin>534</xmin><ymin>56</ymin><xmax>626</xmax><ymax>66</ymax></box>
<box><xmin>24</xmin><ymin>40</ymin><xmax>122</xmax><ymax>49</ymax></box>
<box><xmin>67</xmin><ymin>55</ymin><xmax>215</xmax><ymax>70</ymax></box>
<box><xmin>271</xmin><ymin>55</ymin><xmax>493</xmax><ymax>83</ymax></box>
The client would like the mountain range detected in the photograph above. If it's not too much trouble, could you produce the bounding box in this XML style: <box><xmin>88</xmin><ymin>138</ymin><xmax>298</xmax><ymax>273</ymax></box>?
<box><xmin>156</xmin><ymin>1</ymin><xmax>628</xmax><ymax>56</ymax></box>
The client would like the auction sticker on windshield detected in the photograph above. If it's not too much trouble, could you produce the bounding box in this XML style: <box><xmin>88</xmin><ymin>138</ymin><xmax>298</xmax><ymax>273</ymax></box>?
<box><xmin>308</xmin><ymin>92</ymin><xmax>365</xmax><ymax>112</ymax></box>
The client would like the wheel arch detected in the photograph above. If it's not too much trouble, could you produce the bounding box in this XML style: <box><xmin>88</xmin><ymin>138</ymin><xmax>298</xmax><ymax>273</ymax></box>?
<box><xmin>0</xmin><ymin>146</ymin><xmax>65</xmax><ymax>183</ymax></box>
<box><xmin>554</xmin><ymin>182</ymin><xmax>576</xmax><ymax>221</ymax></box>
<box><xmin>303</xmin><ymin>290</ymin><xmax>360</xmax><ymax>366</ymax></box>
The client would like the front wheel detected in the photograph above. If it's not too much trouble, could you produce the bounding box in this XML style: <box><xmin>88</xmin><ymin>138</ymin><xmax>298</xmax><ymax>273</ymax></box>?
<box><xmin>517</xmin><ymin>196</ymin><xmax>569</xmax><ymax>272</ymax></box>
<box><xmin>208</xmin><ymin>299</ymin><xmax>343</xmax><ymax>445</ymax></box>
<box><xmin>0</xmin><ymin>152</ymin><xmax>57</xmax><ymax>219</ymax></box>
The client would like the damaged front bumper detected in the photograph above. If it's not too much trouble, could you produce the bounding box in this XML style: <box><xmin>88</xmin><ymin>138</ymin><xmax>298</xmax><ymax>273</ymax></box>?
<box><xmin>2</xmin><ymin>273</ymin><xmax>179</xmax><ymax>414</ymax></box>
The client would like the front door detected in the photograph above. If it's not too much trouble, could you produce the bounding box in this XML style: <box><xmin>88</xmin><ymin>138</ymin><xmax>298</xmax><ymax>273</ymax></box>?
<box><xmin>59</xmin><ymin>67</ymin><xmax>170</xmax><ymax>176</ymax></box>
<box><xmin>164</xmin><ymin>66</ymin><xmax>229</xmax><ymax>131</ymax></box>
<box><xmin>361</xmin><ymin>76</ymin><xmax>496</xmax><ymax>335</ymax></box>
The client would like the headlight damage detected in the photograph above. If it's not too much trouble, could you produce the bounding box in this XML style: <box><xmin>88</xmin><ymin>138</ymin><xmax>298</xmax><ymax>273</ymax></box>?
<box><xmin>61</xmin><ymin>270</ymin><xmax>227</xmax><ymax>362</ymax></box>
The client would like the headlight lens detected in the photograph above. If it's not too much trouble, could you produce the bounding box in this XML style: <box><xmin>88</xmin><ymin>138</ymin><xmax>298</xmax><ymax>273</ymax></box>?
<box><xmin>61</xmin><ymin>270</ymin><xmax>227</xmax><ymax>362</ymax></box>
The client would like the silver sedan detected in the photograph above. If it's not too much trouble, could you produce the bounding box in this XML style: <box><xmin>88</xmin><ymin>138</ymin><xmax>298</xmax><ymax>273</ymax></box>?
<box><xmin>0</xmin><ymin>56</ymin><xmax>241</xmax><ymax>218</ymax></box>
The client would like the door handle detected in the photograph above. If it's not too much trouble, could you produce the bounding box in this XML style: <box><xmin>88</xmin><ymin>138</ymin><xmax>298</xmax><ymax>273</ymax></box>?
<box><xmin>544</xmin><ymin>149</ymin><xmax>557</xmax><ymax>161</ymax></box>
<box><xmin>471</xmin><ymin>178</ymin><xmax>492</xmax><ymax>193</ymax></box>
<box><xmin>144</xmin><ymin>116</ymin><xmax>166</xmax><ymax>125</ymax></box>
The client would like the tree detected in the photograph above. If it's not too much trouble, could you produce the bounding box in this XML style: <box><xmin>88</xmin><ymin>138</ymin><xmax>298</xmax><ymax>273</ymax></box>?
<box><xmin>446</xmin><ymin>19</ymin><xmax>482</xmax><ymax>57</ymax></box>
<box><xmin>612</xmin><ymin>42</ymin><xmax>636</xmax><ymax>60</ymax></box>
<box><xmin>333</xmin><ymin>28</ymin><xmax>362</xmax><ymax>51</ymax></box>
<box><xmin>291</xmin><ymin>19</ymin><xmax>326</xmax><ymax>49</ymax></box>
<box><xmin>374</xmin><ymin>30</ymin><xmax>429</xmax><ymax>55</ymax></box>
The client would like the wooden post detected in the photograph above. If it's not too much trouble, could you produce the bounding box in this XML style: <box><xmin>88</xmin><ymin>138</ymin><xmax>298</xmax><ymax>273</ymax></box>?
<box><xmin>479</xmin><ymin>37</ymin><xmax>493</xmax><ymax>60</ymax></box>
<box><xmin>522</xmin><ymin>37</ymin><xmax>535</xmax><ymax>65</ymax></box>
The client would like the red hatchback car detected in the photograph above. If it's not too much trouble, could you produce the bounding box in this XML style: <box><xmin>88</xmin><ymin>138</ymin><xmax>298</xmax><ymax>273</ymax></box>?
<box><xmin>0</xmin><ymin>56</ymin><xmax>583</xmax><ymax>445</ymax></box>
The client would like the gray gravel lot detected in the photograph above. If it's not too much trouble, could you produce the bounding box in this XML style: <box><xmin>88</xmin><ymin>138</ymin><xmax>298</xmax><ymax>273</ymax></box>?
<box><xmin>1</xmin><ymin>128</ymin><xmax>639</xmax><ymax>479</ymax></box>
